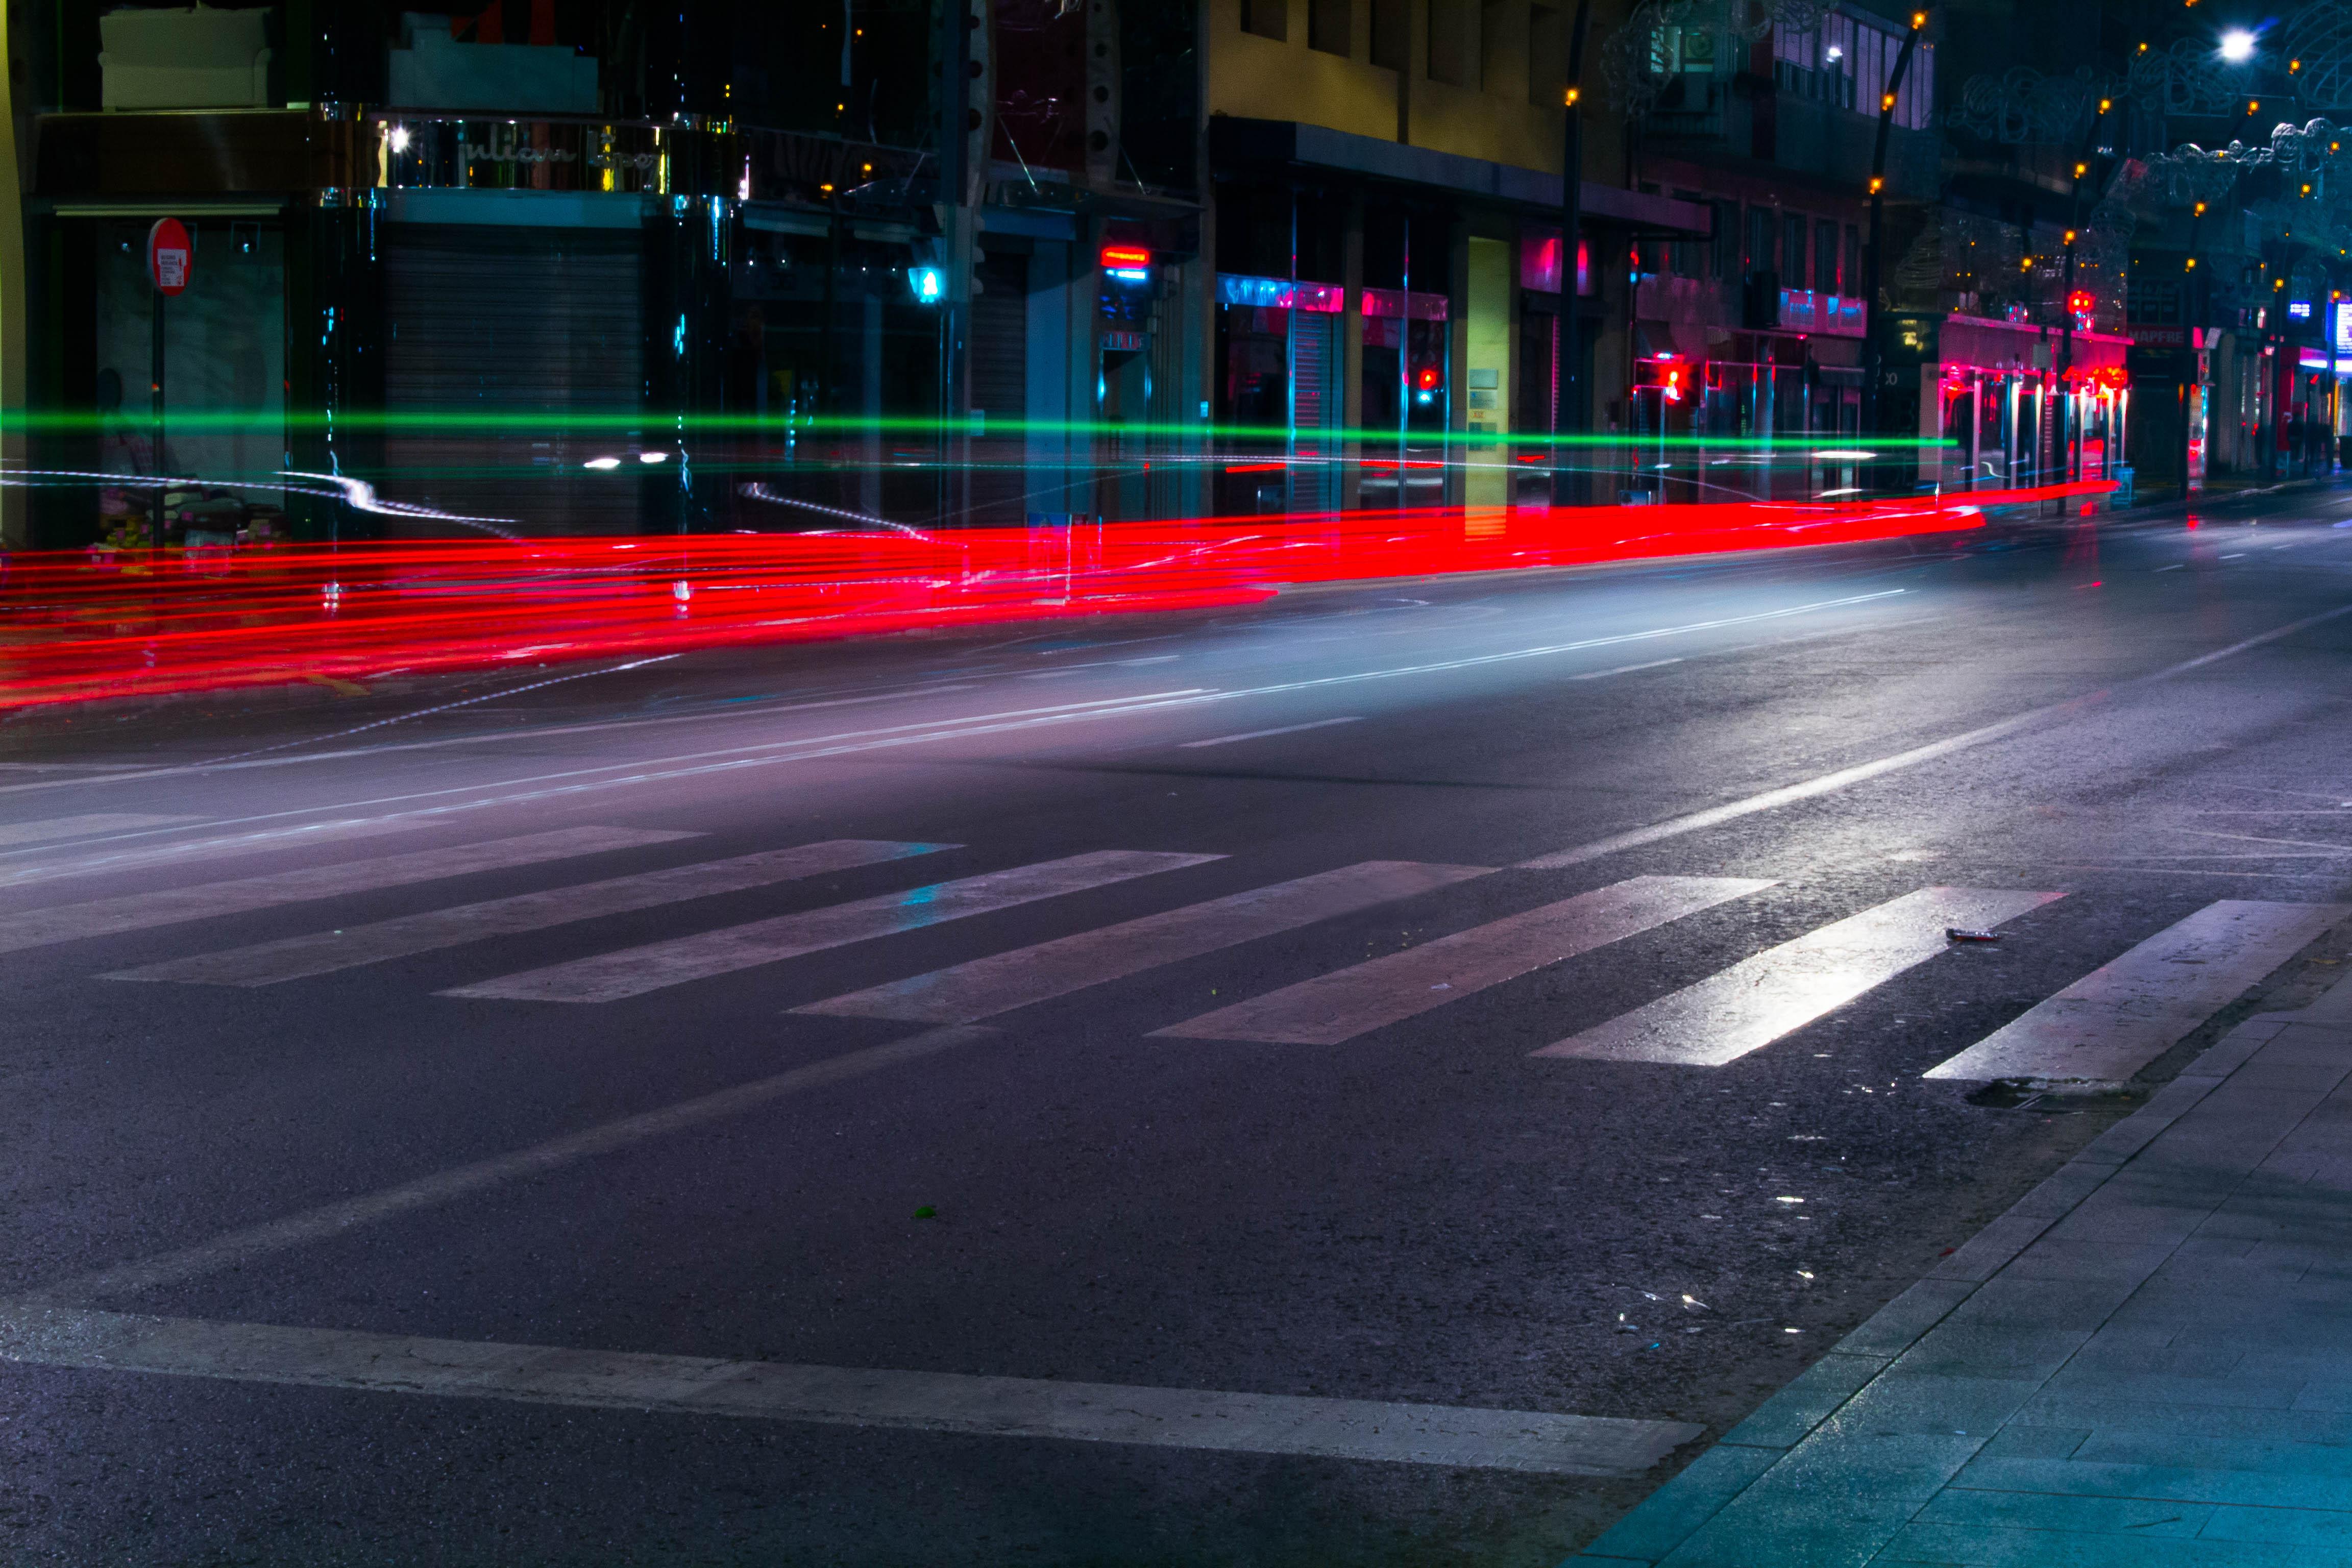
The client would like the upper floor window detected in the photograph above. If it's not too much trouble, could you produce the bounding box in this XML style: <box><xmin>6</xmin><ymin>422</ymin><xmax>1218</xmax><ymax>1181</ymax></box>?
<box><xmin>1649</xmin><ymin>25</ymin><xmax>1718</xmax><ymax>77</ymax></box>
<box><xmin>1241</xmin><ymin>0</ymin><xmax>1287</xmax><ymax>42</ymax></box>
<box><xmin>1530</xmin><ymin>5</ymin><xmax>1567</xmax><ymax>104</ymax></box>
<box><xmin>1775</xmin><ymin>10</ymin><xmax>1932</xmax><ymax>129</ymax></box>
<box><xmin>1309</xmin><ymin>0</ymin><xmax>1350</xmax><ymax>55</ymax></box>
<box><xmin>1429</xmin><ymin>4</ymin><xmax>1475</xmax><ymax>85</ymax></box>
<box><xmin>1370</xmin><ymin>0</ymin><xmax>1408</xmax><ymax>68</ymax></box>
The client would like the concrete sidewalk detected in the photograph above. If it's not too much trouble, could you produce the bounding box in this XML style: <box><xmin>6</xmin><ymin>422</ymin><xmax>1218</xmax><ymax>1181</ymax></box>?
<box><xmin>1571</xmin><ymin>975</ymin><xmax>2352</xmax><ymax>1567</ymax></box>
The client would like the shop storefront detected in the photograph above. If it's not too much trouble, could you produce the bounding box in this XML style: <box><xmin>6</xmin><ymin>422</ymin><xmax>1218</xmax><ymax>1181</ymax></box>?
<box><xmin>1915</xmin><ymin>313</ymin><xmax>2132</xmax><ymax>499</ymax></box>
<box><xmin>1622</xmin><ymin>285</ymin><xmax>1867</xmax><ymax>503</ymax></box>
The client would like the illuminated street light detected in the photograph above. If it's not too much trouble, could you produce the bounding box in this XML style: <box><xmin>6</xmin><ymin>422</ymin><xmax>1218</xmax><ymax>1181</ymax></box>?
<box><xmin>2220</xmin><ymin>28</ymin><xmax>2257</xmax><ymax>61</ymax></box>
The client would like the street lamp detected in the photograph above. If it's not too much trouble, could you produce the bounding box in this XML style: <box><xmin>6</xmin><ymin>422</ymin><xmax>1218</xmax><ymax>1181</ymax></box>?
<box><xmin>2220</xmin><ymin>28</ymin><xmax>2257</xmax><ymax>62</ymax></box>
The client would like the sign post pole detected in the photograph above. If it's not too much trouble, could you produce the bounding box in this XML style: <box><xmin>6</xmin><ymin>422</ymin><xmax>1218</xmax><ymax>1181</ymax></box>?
<box><xmin>144</xmin><ymin>217</ymin><xmax>191</xmax><ymax>551</ymax></box>
<box><xmin>151</xmin><ymin>288</ymin><xmax>165</xmax><ymax>550</ymax></box>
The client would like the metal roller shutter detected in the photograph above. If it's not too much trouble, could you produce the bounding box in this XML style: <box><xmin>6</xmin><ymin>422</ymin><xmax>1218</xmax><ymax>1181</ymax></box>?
<box><xmin>969</xmin><ymin>249</ymin><xmax>1029</xmax><ymax>524</ymax></box>
<box><xmin>382</xmin><ymin>224</ymin><xmax>646</xmax><ymax>536</ymax></box>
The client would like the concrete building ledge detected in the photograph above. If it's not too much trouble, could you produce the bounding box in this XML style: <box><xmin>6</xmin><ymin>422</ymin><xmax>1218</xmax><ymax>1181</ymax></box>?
<box><xmin>1209</xmin><ymin>117</ymin><xmax>1711</xmax><ymax>235</ymax></box>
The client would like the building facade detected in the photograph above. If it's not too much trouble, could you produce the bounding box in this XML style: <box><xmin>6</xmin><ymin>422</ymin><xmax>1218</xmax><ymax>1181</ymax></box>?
<box><xmin>1</xmin><ymin>0</ymin><xmax>2338</xmax><ymax>550</ymax></box>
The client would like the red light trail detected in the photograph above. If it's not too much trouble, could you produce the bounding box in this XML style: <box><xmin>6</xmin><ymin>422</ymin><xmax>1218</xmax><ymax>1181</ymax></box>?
<box><xmin>0</xmin><ymin>484</ymin><xmax>2107</xmax><ymax>709</ymax></box>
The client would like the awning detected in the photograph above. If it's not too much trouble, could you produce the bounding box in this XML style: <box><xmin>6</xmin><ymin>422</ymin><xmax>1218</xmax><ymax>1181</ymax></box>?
<box><xmin>1209</xmin><ymin>117</ymin><xmax>1711</xmax><ymax>235</ymax></box>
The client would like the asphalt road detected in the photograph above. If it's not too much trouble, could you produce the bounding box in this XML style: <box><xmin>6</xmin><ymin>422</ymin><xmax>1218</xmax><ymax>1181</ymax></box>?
<box><xmin>5</xmin><ymin>489</ymin><xmax>2352</xmax><ymax>1566</ymax></box>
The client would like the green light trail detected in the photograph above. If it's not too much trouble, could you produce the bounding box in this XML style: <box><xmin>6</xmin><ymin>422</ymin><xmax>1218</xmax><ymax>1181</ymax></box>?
<box><xmin>16</xmin><ymin>409</ymin><xmax>1953</xmax><ymax>450</ymax></box>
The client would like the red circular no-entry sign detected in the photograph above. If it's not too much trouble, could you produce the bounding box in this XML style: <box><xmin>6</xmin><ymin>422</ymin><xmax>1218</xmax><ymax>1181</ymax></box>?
<box><xmin>146</xmin><ymin>217</ymin><xmax>192</xmax><ymax>297</ymax></box>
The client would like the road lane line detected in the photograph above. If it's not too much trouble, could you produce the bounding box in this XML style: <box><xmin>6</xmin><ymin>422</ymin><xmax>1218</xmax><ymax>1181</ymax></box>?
<box><xmin>0</xmin><ymin>693</ymin><xmax>1207</xmax><ymax>883</ymax></box>
<box><xmin>0</xmin><ymin>1305</ymin><xmax>1701</xmax><ymax>1477</ymax></box>
<box><xmin>0</xmin><ymin>827</ymin><xmax>699</xmax><ymax>957</ymax></box>
<box><xmin>20</xmin><ymin>1026</ymin><xmax>998</xmax><ymax>1306</ymax></box>
<box><xmin>1157</xmin><ymin>875</ymin><xmax>1774</xmax><ymax>1045</ymax></box>
<box><xmin>1923</xmin><ymin>899</ymin><xmax>2352</xmax><ymax>1083</ymax></box>
<box><xmin>796</xmin><ymin>861</ymin><xmax>1489</xmax><ymax>1025</ymax></box>
<box><xmin>1515</xmin><ymin>705</ymin><xmax>2100</xmax><ymax>869</ymax></box>
<box><xmin>0</xmin><ymin>592</ymin><xmax>1914</xmax><ymax>876</ymax></box>
<box><xmin>1569</xmin><ymin>659</ymin><xmax>1684</xmax><ymax>680</ymax></box>
<box><xmin>0</xmin><ymin>815</ymin><xmax>447</xmax><ymax>892</ymax></box>
<box><xmin>0</xmin><ymin>681</ymin><xmax>995</xmax><ymax>797</ymax></box>
<box><xmin>24</xmin><ymin>597</ymin><xmax>2336</xmax><ymax>899</ymax></box>
<box><xmin>1534</xmin><ymin>887</ymin><xmax>2064</xmax><ymax>1066</ymax></box>
<box><xmin>444</xmin><ymin>851</ymin><xmax>1222</xmax><ymax>1003</ymax></box>
<box><xmin>1517</xmin><ymin>603</ymin><xmax>2352</xmax><ymax>870</ymax></box>
<box><xmin>104</xmin><ymin>840</ymin><xmax>953</xmax><ymax>987</ymax></box>
<box><xmin>1178</xmin><ymin>718</ymin><xmax>1364</xmax><ymax>748</ymax></box>
<box><xmin>0</xmin><ymin>814</ymin><xmax>191</xmax><ymax>847</ymax></box>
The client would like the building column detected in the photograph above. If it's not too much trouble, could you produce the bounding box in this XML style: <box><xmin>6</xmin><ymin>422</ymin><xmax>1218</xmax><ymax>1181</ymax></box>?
<box><xmin>1464</xmin><ymin>233</ymin><xmax>1512</xmax><ymax>519</ymax></box>
<box><xmin>1447</xmin><ymin>218</ymin><xmax>1470</xmax><ymax>507</ymax></box>
<box><xmin>0</xmin><ymin>0</ymin><xmax>26</xmax><ymax>549</ymax></box>
<box><xmin>1341</xmin><ymin>191</ymin><xmax>1364</xmax><ymax>510</ymax></box>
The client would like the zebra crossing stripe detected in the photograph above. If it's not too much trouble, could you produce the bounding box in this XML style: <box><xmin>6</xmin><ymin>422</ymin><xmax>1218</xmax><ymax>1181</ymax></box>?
<box><xmin>1534</xmin><ymin>887</ymin><xmax>2064</xmax><ymax>1067</ymax></box>
<box><xmin>103</xmin><ymin>841</ymin><xmax>954</xmax><ymax>987</ymax></box>
<box><xmin>442</xmin><ymin>850</ymin><xmax>1223</xmax><ymax>1004</ymax></box>
<box><xmin>1923</xmin><ymin>899</ymin><xmax>2352</xmax><ymax>1083</ymax></box>
<box><xmin>0</xmin><ymin>814</ymin><xmax>192</xmax><ymax>848</ymax></box>
<box><xmin>795</xmin><ymin>861</ymin><xmax>1490</xmax><ymax>1025</ymax></box>
<box><xmin>0</xmin><ymin>826</ymin><xmax>699</xmax><ymax>957</ymax></box>
<box><xmin>1155</xmin><ymin>875</ymin><xmax>1774</xmax><ymax>1045</ymax></box>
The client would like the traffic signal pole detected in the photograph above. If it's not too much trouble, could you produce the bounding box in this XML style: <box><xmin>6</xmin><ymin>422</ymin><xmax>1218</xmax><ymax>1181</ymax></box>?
<box><xmin>1553</xmin><ymin>0</ymin><xmax>1595</xmax><ymax>508</ymax></box>
<box><xmin>1861</xmin><ymin>10</ymin><xmax>1927</xmax><ymax>481</ymax></box>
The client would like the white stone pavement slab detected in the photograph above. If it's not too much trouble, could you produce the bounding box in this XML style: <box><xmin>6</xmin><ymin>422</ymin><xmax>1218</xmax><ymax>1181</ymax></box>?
<box><xmin>1566</xmin><ymin>971</ymin><xmax>2352</xmax><ymax>1568</ymax></box>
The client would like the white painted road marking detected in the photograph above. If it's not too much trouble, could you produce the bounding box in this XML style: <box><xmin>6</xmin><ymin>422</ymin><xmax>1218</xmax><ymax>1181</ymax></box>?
<box><xmin>796</xmin><ymin>861</ymin><xmax>1491</xmax><ymax>1025</ymax></box>
<box><xmin>1514</xmin><ymin>709</ymin><xmax>2102</xmax><ymax>870</ymax></box>
<box><xmin>105</xmin><ymin>840</ymin><xmax>953</xmax><ymax>987</ymax></box>
<box><xmin>443</xmin><ymin>851</ymin><xmax>1222</xmax><ymax>1003</ymax></box>
<box><xmin>0</xmin><ymin>815</ymin><xmax>443</xmax><ymax>892</ymax></box>
<box><xmin>1923</xmin><ymin>899</ymin><xmax>2352</xmax><ymax>1082</ymax></box>
<box><xmin>0</xmin><ymin>814</ymin><xmax>191</xmax><ymax>847</ymax></box>
<box><xmin>0</xmin><ymin>592</ymin><xmax>1912</xmax><ymax>873</ymax></box>
<box><xmin>0</xmin><ymin>1305</ymin><xmax>1702</xmax><ymax>1477</ymax></box>
<box><xmin>1570</xmin><ymin>658</ymin><xmax>1684</xmax><ymax>680</ymax></box>
<box><xmin>1157</xmin><ymin>875</ymin><xmax>1774</xmax><ymax>1045</ymax></box>
<box><xmin>0</xmin><ymin>694</ymin><xmax>1205</xmax><ymax>884</ymax></box>
<box><xmin>1535</xmin><ymin>887</ymin><xmax>2064</xmax><ymax>1066</ymax></box>
<box><xmin>24</xmin><ymin>1027</ymin><xmax>998</xmax><ymax>1307</ymax></box>
<box><xmin>0</xmin><ymin>827</ymin><xmax>698</xmax><ymax>957</ymax></box>
<box><xmin>1179</xmin><ymin>717</ymin><xmax>1365</xmax><ymax>748</ymax></box>
<box><xmin>1518</xmin><ymin>603</ymin><xmax>2352</xmax><ymax>870</ymax></box>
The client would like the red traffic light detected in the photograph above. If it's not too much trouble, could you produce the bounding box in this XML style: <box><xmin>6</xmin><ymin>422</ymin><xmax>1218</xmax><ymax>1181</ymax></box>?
<box><xmin>1416</xmin><ymin>366</ymin><xmax>1441</xmax><ymax>390</ymax></box>
<box><xmin>2066</xmin><ymin>289</ymin><xmax>2095</xmax><ymax>316</ymax></box>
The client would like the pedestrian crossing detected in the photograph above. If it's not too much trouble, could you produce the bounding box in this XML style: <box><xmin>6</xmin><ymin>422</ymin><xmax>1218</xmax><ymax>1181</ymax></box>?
<box><xmin>7</xmin><ymin>813</ymin><xmax>2341</xmax><ymax>1083</ymax></box>
<box><xmin>795</xmin><ymin>860</ymin><xmax>1491</xmax><ymax>1025</ymax></box>
<box><xmin>1532</xmin><ymin>887</ymin><xmax>2065</xmax><ymax>1067</ymax></box>
<box><xmin>0</xmin><ymin>825</ymin><xmax>699</xmax><ymax>957</ymax></box>
<box><xmin>440</xmin><ymin>850</ymin><xmax>1226</xmax><ymax>1004</ymax></box>
<box><xmin>104</xmin><ymin>840</ymin><xmax>954</xmax><ymax>987</ymax></box>
<box><xmin>1923</xmin><ymin>898</ymin><xmax>2351</xmax><ymax>1083</ymax></box>
<box><xmin>1154</xmin><ymin>875</ymin><xmax>1774</xmax><ymax>1045</ymax></box>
